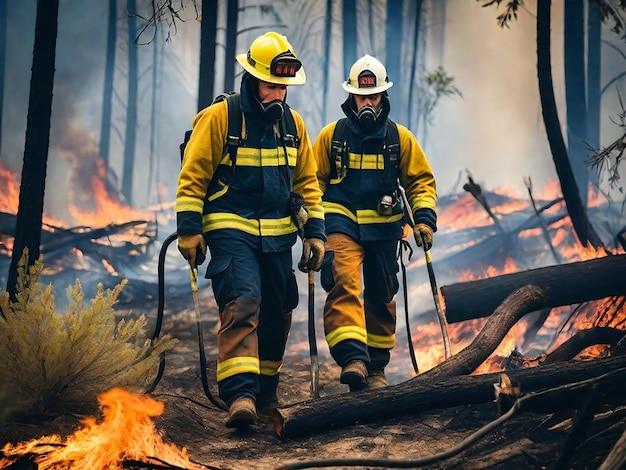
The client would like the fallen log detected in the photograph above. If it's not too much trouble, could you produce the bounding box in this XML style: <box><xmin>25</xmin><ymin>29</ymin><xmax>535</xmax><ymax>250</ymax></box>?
<box><xmin>600</xmin><ymin>426</ymin><xmax>626</xmax><ymax>470</ymax></box>
<box><xmin>543</xmin><ymin>327</ymin><xmax>626</xmax><ymax>364</ymax></box>
<box><xmin>274</xmin><ymin>354</ymin><xmax>626</xmax><ymax>439</ymax></box>
<box><xmin>276</xmin><ymin>366</ymin><xmax>626</xmax><ymax>469</ymax></box>
<box><xmin>441</xmin><ymin>254</ymin><xmax>626</xmax><ymax>323</ymax></box>
<box><xmin>419</xmin><ymin>285</ymin><xmax>545</xmax><ymax>378</ymax></box>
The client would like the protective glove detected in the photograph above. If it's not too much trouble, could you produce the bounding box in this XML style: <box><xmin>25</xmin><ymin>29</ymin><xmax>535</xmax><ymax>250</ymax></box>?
<box><xmin>413</xmin><ymin>223</ymin><xmax>433</xmax><ymax>252</ymax></box>
<box><xmin>298</xmin><ymin>238</ymin><xmax>325</xmax><ymax>272</ymax></box>
<box><xmin>177</xmin><ymin>234</ymin><xmax>207</xmax><ymax>267</ymax></box>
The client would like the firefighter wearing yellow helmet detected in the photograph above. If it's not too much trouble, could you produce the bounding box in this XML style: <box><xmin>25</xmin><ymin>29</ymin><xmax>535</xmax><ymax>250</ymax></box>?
<box><xmin>313</xmin><ymin>54</ymin><xmax>438</xmax><ymax>392</ymax></box>
<box><xmin>236</xmin><ymin>31</ymin><xmax>306</xmax><ymax>85</ymax></box>
<box><xmin>176</xmin><ymin>32</ymin><xmax>325</xmax><ymax>428</ymax></box>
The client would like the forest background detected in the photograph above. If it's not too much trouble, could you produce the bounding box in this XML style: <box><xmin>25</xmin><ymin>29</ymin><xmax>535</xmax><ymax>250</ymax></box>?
<box><xmin>0</xmin><ymin>0</ymin><xmax>625</xmax><ymax>356</ymax></box>
<box><xmin>1</xmin><ymin>0</ymin><xmax>624</xmax><ymax>217</ymax></box>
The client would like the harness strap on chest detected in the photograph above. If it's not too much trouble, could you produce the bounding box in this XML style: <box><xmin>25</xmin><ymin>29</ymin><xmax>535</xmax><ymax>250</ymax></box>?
<box><xmin>329</xmin><ymin>118</ymin><xmax>400</xmax><ymax>179</ymax></box>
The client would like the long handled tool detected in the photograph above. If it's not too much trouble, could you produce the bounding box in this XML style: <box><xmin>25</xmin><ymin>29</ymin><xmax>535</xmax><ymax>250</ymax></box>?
<box><xmin>190</xmin><ymin>266</ymin><xmax>227</xmax><ymax>410</ymax></box>
<box><xmin>423</xmin><ymin>248</ymin><xmax>451</xmax><ymax>359</ymax></box>
<box><xmin>306</xmin><ymin>269</ymin><xmax>320</xmax><ymax>398</ymax></box>
<box><xmin>397</xmin><ymin>183</ymin><xmax>452</xmax><ymax>359</ymax></box>
<box><xmin>299</xmin><ymin>252</ymin><xmax>320</xmax><ymax>398</ymax></box>
<box><xmin>147</xmin><ymin>233</ymin><xmax>226</xmax><ymax>409</ymax></box>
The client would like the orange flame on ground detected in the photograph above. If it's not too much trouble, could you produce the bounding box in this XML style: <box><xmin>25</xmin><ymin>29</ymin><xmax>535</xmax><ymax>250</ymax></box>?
<box><xmin>0</xmin><ymin>388</ymin><xmax>207</xmax><ymax>470</ymax></box>
<box><xmin>407</xmin><ymin>180</ymin><xmax>624</xmax><ymax>375</ymax></box>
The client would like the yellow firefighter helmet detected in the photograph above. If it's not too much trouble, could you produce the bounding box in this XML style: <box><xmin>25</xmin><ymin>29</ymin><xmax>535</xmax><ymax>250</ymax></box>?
<box><xmin>236</xmin><ymin>32</ymin><xmax>306</xmax><ymax>86</ymax></box>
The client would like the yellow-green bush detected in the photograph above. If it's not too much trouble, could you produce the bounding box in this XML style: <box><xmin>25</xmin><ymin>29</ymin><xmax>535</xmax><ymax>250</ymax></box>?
<box><xmin>0</xmin><ymin>253</ymin><xmax>176</xmax><ymax>418</ymax></box>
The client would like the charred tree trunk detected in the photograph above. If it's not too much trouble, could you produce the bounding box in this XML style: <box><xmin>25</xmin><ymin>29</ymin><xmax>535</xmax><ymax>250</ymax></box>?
<box><xmin>420</xmin><ymin>285</ymin><xmax>545</xmax><ymax>378</ymax></box>
<box><xmin>99</xmin><ymin>0</ymin><xmax>117</xmax><ymax>169</ymax></box>
<box><xmin>0</xmin><ymin>0</ymin><xmax>6</xmax><ymax>154</ymax></box>
<box><xmin>6</xmin><ymin>0</ymin><xmax>59</xmax><ymax>303</ymax></box>
<box><xmin>386</xmin><ymin>0</ymin><xmax>403</xmax><ymax>122</ymax></box>
<box><xmin>274</xmin><ymin>354</ymin><xmax>626</xmax><ymax>439</ymax></box>
<box><xmin>223</xmin><ymin>0</ymin><xmax>238</xmax><ymax>93</ymax></box>
<box><xmin>121</xmin><ymin>0</ymin><xmax>138</xmax><ymax>205</ymax></box>
<box><xmin>564</xmin><ymin>0</ymin><xmax>588</xmax><ymax>209</ymax></box>
<box><xmin>543</xmin><ymin>327</ymin><xmax>625</xmax><ymax>364</ymax></box>
<box><xmin>321</xmin><ymin>0</ymin><xmax>332</xmax><ymax>123</ymax></box>
<box><xmin>536</xmin><ymin>0</ymin><xmax>599</xmax><ymax>247</ymax></box>
<box><xmin>197</xmin><ymin>0</ymin><xmax>218</xmax><ymax>110</ymax></box>
<box><xmin>441</xmin><ymin>254</ymin><xmax>626</xmax><ymax>323</ymax></box>
<box><xmin>600</xmin><ymin>426</ymin><xmax>626</xmax><ymax>470</ymax></box>
<box><xmin>407</xmin><ymin>0</ymin><xmax>424</xmax><ymax>132</ymax></box>
<box><xmin>342</xmin><ymin>0</ymin><xmax>357</xmax><ymax>80</ymax></box>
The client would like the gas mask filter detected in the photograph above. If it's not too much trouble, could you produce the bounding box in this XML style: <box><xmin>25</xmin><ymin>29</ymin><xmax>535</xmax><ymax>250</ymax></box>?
<box><xmin>262</xmin><ymin>99</ymin><xmax>285</xmax><ymax>123</ymax></box>
<box><xmin>357</xmin><ymin>104</ymin><xmax>377</xmax><ymax>131</ymax></box>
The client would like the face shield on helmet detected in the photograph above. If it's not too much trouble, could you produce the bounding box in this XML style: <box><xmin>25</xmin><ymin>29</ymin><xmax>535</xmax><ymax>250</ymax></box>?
<box><xmin>236</xmin><ymin>32</ymin><xmax>306</xmax><ymax>86</ymax></box>
<box><xmin>342</xmin><ymin>54</ymin><xmax>393</xmax><ymax>95</ymax></box>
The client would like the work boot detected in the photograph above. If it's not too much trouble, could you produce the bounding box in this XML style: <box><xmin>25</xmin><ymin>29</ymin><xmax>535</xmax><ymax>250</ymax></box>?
<box><xmin>367</xmin><ymin>369</ymin><xmax>389</xmax><ymax>389</ymax></box>
<box><xmin>257</xmin><ymin>398</ymin><xmax>281</xmax><ymax>423</ymax></box>
<box><xmin>340</xmin><ymin>360</ymin><xmax>368</xmax><ymax>391</ymax></box>
<box><xmin>224</xmin><ymin>396</ymin><xmax>257</xmax><ymax>428</ymax></box>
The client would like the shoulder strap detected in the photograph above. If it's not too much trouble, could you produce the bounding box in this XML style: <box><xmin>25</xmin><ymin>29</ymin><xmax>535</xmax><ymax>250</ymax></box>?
<box><xmin>222</xmin><ymin>92</ymin><xmax>242</xmax><ymax>163</ymax></box>
<box><xmin>329</xmin><ymin>118</ymin><xmax>349</xmax><ymax>179</ymax></box>
<box><xmin>384</xmin><ymin>119</ymin><xmax>400</xmax><ymax>163</ymax></box>
<box><xmin>281</xmin><ymin>107</ymin><xmax>300</xmax><ymax>149</ymax></box>
<box><xmin>179</xmin><ymin>130</ymin><xmax>193</xmax><ymax>163</ymax></box>
<box><xmin>178</xmin><ymin>92</ymin><xmax>243</xmax><ymax>165</ymax></box>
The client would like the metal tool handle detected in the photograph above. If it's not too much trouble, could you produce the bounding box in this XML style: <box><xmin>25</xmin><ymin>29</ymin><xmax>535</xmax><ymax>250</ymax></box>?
<box><xmin>397</xmin><ymin>181</ymin><xmax>452</xmax><ymax>360</ymax></box>
<box><xmin>307</xmin><ymin>269</ymin><xmax>320</xmax><ymax>398</ymax></box>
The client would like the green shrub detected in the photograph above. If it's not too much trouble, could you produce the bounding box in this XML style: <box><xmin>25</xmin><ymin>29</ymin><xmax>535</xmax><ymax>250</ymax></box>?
<box><xmin>0</xmin><ymin>253</ymin><xmax>176</xmax><ymax>418</ymax></box>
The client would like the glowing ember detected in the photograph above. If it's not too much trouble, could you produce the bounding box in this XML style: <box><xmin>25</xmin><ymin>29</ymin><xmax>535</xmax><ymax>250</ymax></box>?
<box><xmin>0</xmin><ymin>388</ymin><xmax>207</xmax><ymax>470</ymax></box>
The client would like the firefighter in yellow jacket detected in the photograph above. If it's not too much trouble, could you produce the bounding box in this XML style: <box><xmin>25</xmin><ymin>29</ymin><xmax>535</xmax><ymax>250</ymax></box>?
<box><xmin>176</xmin><ymin>32</ymin><xmax>325</xmax><ymax>428</ymax></box>
<box><xmin>313</xmin><ymin>55</ymin><xmax>437</xmax><ymax>391</ymax></box>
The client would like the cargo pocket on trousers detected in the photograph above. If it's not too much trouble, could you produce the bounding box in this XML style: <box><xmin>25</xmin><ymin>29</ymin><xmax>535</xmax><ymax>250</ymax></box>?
<box><xmin>283</xmin><ymin>270</ymin><xmax>299</xmax><ymax>313</ymax></box>
<box><xmin>320</xmin><ymin>262</ymin><xmax>335</xmax><ymax>293</ymax></box>
<box><xmin>203</xmin><ymin>255</ymin><xmax>234</xmax><ymax>307</ymax></box>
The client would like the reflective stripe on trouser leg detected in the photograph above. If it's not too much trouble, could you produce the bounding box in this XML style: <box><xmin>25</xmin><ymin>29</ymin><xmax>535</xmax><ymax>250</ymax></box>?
<box><xmin>323</xmin><ymin>233</ymin><xmax>369</xmax><ymax>367</ymax></box>
<box><xmin>363</xmin><ymin>239</ymin><xmax>400</xmax><ymax>370</ymax></box>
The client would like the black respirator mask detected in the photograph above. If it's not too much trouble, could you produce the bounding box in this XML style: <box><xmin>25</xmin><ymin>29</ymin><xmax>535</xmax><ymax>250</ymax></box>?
<box><xmin>357</xmin><ymin>104</ymin><xmax>378</xmax><ymax>131</ymax></box>
<box><xmin>261</xmin><ymin>99</ymin><xmax>285</xmax><ymax>123</ymax></box>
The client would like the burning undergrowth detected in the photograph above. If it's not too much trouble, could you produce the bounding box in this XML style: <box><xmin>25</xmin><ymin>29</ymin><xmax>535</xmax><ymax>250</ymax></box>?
<box><xmin>0</xmin><ymin>388</ymin><xmax>207</xmax><ymax>470</ymax></box>
<box><xmin>0</xmin><ymin>147</ymin><xmax>625</xmax><ymax>467</ymax></box>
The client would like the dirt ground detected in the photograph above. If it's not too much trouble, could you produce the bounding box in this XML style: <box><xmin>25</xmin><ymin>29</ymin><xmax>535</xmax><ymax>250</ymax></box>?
<box><xmin>2</xmin><ymin>300</ymin><xmax>625</xmax><ymax>470</ymax></box>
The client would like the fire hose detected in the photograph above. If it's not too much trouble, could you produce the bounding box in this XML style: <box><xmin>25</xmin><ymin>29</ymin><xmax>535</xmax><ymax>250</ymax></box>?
<box><xmin>397</xmin><ymin>182</ymin><xmax>452</xmax><ymax>360</ymax></box>
<box><xmin>146</xmin><ymin>231</ymin><xmax>227</xmax><ymax>411</ymax></box>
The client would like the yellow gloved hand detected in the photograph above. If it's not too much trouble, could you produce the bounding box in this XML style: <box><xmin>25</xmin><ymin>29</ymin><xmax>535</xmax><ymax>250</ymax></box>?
<box><xmin>177</xmin><ymin>234</ymin><xmax>207</xmax><ymax>267</ymax></box>
<box><xmin>298</xmin><ymin>238</ymin><xmax>325</xmax><ymax>272</ymax></box>
<box><xmin>413</xmin><ymin>224</ymin><xmax>433</xmax><ymax>251</ymax></box>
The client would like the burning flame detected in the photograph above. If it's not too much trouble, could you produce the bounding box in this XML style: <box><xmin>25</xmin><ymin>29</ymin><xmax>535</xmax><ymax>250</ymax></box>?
<box><xmin>0</xmin><ymin>159</ymin><xmax>20</xmax><ymax>215</ymax></box>
<box><xmin>0</xmin><ymin>388</ymin><xmax>207</xmax><ymax>470</ymax></box>
<box><xmin>407</xmin><ymin>179</ymin><xmax>625</xmax><ymax>374</ymax></box>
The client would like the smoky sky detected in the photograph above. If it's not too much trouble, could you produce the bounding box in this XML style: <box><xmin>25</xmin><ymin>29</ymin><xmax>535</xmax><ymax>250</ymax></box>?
<box><xmin>2</xmin><ymin>0</ymin><xmax>625</xmax><ymax>220</ymax></box>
